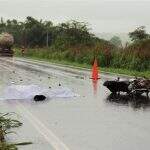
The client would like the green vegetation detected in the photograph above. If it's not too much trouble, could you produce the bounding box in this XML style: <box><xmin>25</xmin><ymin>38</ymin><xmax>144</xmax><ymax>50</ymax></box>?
<box><xmin>129</xmin><ymin>26</ymin><xmax>150</xmax><ymax>42</ymax></box>
<box><xmin>15</xmin><ymin>48</ymin><xmax>150</xmax><ymax>78</ymax></box>
<box><xmin>0</xmin><ymin>113</ymin><xmax>32</xmax><ymax>150</ymax></box>
<box><xmin>0</xmin><ymin>16</ymin><xmax>149</xmax><ymax>149</ymax></box>
<box><xmin>0</xmin><ymin>16</ymin><xmax>150</xmax><ymax>77</ymax></box>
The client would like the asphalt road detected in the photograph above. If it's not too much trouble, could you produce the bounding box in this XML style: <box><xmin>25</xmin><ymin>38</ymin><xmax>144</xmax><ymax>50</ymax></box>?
<box><xmin>0</xmin><ymin>57</ymin><xmax>150</xmax><ymax>150</ymax></box>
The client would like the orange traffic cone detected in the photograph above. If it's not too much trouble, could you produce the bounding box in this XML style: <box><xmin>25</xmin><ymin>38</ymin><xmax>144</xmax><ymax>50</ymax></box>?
<box><xmin>90</xmin><ymin>58</ymin><xmax>100</xmax><ymax>80</ymax></box>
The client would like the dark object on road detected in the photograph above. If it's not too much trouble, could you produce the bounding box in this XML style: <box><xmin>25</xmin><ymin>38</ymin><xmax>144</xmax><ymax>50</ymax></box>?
<box><xmin>103</xmin><ymin>77</ymin><xmax>150</xmax><ymax>98</ymax></box>
<box><xmin>59</xmin><ymin>83</ymin><xmax>61</xmax><ymax>86</ymax></box>
<box><xmin>131</xmin><ymin>78</ymin><xmax>150</xmax><ymax>90</ymax></box>
<box><xmin>130</xmin><ymin>78</ymin><xmax>150</xmax><ymax>98</ymax></box>
<box><xmin>103</xmin><ymin>80</ymin><xmax>130</xmax><ymax>94</ymax></box>
<box><xmin>33</xmin><ymin>95</ymin><xmax>46</xmax><ymax>101</ymax></box>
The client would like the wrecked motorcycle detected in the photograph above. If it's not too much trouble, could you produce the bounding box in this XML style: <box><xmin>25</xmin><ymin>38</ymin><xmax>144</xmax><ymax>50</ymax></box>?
<box><xmin>103</xmin><ymin>78</ymin><xmax>150</xmax><ymax>98</ymax></box>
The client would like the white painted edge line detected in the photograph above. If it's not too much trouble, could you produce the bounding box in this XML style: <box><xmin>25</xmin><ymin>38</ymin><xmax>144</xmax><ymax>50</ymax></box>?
<box><xmin>1</xmin><ymin>64</ymin><xmax>70</xmax><ymax>150</ymax></box>
<box><xmin>16</xmin><ymin>102</ymin><xmax>70</xmax><ymax>150</ymax></box>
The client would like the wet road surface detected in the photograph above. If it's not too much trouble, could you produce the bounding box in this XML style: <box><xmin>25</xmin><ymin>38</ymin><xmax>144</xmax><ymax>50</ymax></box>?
<box><xmin>0</xmin><ymin>57</ymin><xmax>150</xmax><ymax>150</ymax></box>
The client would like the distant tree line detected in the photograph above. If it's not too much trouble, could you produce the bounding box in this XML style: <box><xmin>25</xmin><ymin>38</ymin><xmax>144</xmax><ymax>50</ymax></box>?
<box><xmin>0</xmin><ymin>16</ymin><xmax>149</xmax><ymax>71</ymax></box>
<box><xmin>0</xmin><ymin>16</ymin><xmax>108</xmax><ymax>48</ymax></box>
<box><xmin>1</xmin><ymin>17</ymin><xmax>149</xmax><ymax>49</ymax></box>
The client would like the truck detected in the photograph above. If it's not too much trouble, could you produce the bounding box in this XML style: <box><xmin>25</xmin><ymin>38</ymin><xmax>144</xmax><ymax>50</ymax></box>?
<box><xmin>0</xmin><ymin>33</ymin><xmax>14</xmax><ymax>57</ymax></box>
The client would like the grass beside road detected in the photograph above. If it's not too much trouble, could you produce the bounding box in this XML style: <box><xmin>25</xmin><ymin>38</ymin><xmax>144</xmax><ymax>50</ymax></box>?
<box><xmin>15</xmin><ymin>49</ymin><xmax>150</xmax><ymax>78</ymax></box>
<box><xmin>33</xmin><ymin>58</ymin><xmax>150</xmax><ymax>78</ymax></box>
<box><xmin>0</xmin><ymin>113</ymin><xmax>32</xmax><ymax>150</ymax></box>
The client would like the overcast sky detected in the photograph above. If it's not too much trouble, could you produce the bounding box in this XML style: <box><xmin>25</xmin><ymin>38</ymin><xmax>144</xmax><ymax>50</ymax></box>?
<box><xmin>0</xmin><ymin>0</ymin><xmax>150</xmax><ymax>33</ymax></box>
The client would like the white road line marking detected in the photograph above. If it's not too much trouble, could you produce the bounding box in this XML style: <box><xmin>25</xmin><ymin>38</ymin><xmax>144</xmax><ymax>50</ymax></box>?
<box><xmin>16</xmin><ymin>102</ymin><xmax>70</xmax><ymax>150</ymax></box>
<box><xmin>0</xmin><ymin>63</ymin><xmax>13</xmax><ymax>71</ymax></box>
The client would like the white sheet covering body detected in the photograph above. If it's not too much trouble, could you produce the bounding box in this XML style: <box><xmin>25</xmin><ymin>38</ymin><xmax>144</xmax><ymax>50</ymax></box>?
<box><xmin>1</xmin><ymin>85</ymin><xmax>79</xmax><ymax>100</ymax></box>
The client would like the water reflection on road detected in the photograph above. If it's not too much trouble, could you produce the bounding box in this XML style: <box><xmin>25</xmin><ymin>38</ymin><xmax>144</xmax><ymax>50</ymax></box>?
<box><xmin>92</xmin><ymin>79</ymin><xmax>99</xmax><ymax>96</ymax></box>
<box><xmin>106</xmin><ymin>93</ymin><xmax>150</xmax><ymax>110</ymax></box>
<box><xmin>0</xmin><ymin>58</ymin><xmax>150</xmax><ymax>150</ymax></box>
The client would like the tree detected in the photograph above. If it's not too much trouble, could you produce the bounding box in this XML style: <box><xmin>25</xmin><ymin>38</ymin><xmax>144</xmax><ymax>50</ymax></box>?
<box><xmin>110</xmin><ymin>36</ymin><xmax>122</xmax><ymax>48</ymax></box>
<box><xmin>24</xmin><ymin>16</ymin><xmax>52</xmax><ymax>47</ymax></box>
<box><xmin>56</xmin><ymin>20</ymin><xmax>94</xmax><ymax>47</ymax></box>
<box><xmin>129</xmin><ymin>26</ymin><xmax>149</xmax><ymax>42</ymax></box>
<box><xmin>0</xmin><ymin>17</ymin><xmax>106</xmax><ymax>48</ymax></box>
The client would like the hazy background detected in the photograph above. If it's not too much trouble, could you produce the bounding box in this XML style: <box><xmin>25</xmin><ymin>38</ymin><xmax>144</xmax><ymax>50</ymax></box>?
<box><xmin>0</xmin><ymin>0</ymin><xmax>150</xmax><ymax>41</ymax></box>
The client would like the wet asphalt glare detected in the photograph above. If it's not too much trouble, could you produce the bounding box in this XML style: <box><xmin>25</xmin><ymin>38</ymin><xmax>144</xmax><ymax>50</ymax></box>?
<box><xmin>0</xmin><ymin>58</ymin><xmax>150</xmax><ymax>150</ymax></box>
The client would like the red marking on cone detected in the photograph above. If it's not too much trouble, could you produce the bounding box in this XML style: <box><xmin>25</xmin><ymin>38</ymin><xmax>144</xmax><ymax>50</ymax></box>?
<box><xmin>90</xmin><ymin>59</ymin><xmax>100</xmax><ymax>80</ymax></box>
